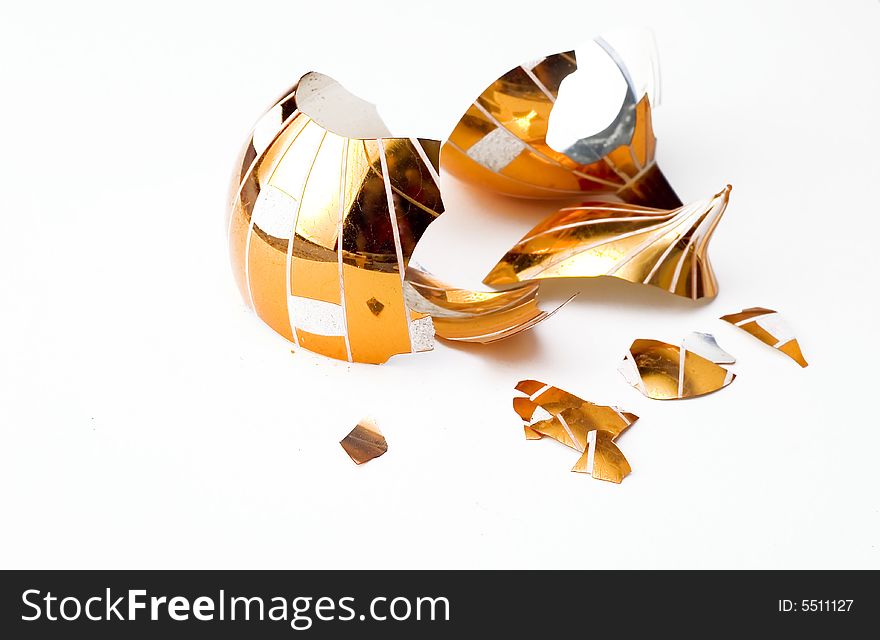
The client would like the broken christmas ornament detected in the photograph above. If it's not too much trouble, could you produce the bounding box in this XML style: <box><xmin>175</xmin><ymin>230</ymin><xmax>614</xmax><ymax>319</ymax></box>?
<box><xmin>441</xmin><ymin>31</ymin><xmax>681</xmax><ymax>207</ymax></box>
<box><xmin>618</xmin><ymin>337</ymin><xmax>735</xmax><ymax>400</ymax></box>
<box><xmin>720</xmin><ymin>307</ymin><xmax>808</xmax><ymax>367</ymax></box>
<box><xmin>227</xmin><ymin>72</ymin><xmax>560</xmax><ymax>364</ymax></box>
<box><xmin>483</xmin><ymin>186</ymin><xmax>731</xmax><ymax>300</ymax></box>
<box><xmin>513</xmin><ymin>380</ymin><xmax>636</xmax><ymax>483</ymax></box>
<box><xmin>340</xmin><ymin>419</ymin><xmax>388</xmax><ymax>465</ymax></box>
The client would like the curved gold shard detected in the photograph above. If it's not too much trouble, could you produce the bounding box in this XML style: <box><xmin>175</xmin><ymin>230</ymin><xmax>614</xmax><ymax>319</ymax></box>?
<box><xmin>404</xmin><ymin>267</ymin><xmax>568</xmax><ymax>344</ymax></box>
<box><xmin>483</xmin><ymin>186</ymin><xmax>731</xmax><ymax>300</ymax></box>
<box><xmin>512</xmin><ymin>379</ymin><xmax>638</xmax><ymax>448</ymax></box>
<box><xmin>721</xmin><ymin>307</ymin><xmax>808</xmax><ymax>367</ymax></box>
<box><xmin>228</xmin><ymin>72</ymin><xmax>443</xmax><ymax>364</ymax></box>
<box><xmin>570</xmin><ymin>430</ymin><xmax>632</xmax><ymax>484</ymax></box>
<box><xmin>441</xmin><ymin>43</ymin><xmax>681</xmax><ymax>207</ymax></box>
<box><xmin>619</xmin><ymin>338</ymin><xmax>735</xmax><ymax>400</ymax></box>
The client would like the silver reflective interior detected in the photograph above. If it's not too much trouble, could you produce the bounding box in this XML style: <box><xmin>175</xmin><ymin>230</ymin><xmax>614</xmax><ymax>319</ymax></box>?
<box><xmin>546</xmin><ymin>31</ymin><xmax>660</xmax><ymax>165</ymax></box>
<box><xmin>296</xmin><ymin>71</ymin><xmax>392</xmax><ymax>139</ymax></box>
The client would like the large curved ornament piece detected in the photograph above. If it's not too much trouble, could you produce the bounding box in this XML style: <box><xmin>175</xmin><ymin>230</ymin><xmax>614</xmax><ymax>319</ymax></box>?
<box><xmin>441</xmin><ymin>39</ymin><xmax>681</xmax><ymax>207</ymax></box>
<box><xmin>483</xmin><ymin>186</ymin><xmax>731</xmax><ymax>300</ymax></box>
<box><xmin>228</xmin><ymin>72</ymin><xmax>443</xmax><ymax>364</ymax></box>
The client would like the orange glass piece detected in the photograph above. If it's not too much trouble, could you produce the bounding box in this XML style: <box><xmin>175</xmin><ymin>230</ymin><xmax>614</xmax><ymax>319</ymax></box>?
<box><xmin>721</xmin><ymin>307</ymin><xmax>808</xmax><ymax>367</ymax></box>
<box><xmin>619</xmin><ymin>338</ymin><xmax>735</xmax><ymax>400</ymax></box>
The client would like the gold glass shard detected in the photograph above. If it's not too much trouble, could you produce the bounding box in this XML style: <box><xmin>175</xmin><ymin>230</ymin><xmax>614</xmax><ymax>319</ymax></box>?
<box><xmin>571</xmin><ymin>430</ymin><xmax>632</xmax><ymax>484</ymax></box>
<box><xmin>523</xmin><ymin>426</ymin><xmax>544</xmax><ymax>440</ymax></box>
<box><xmin>720</xmin><ymin>307</ymin><xmax>808</xmax><ymax>367</ymax></box>
<box><xmin>619</xmin><ymin>338</ymin><xmax>735</xmax><ymax>400</ymax></box>
<box><xmin>404</xmin><ymin>267</ymin><xmax>570</xmax><ymax>344</ymax></box>
<box><xmin>512</xmin><ymin>391</ymin><xmax>544</xmax><ymax>439</ymax></box>
<box><xmin>441</xmin><ymin>39</ymin><xmax>681</xmax><ymax>207</ymax></box>
<box><xmin>340</xmin><ymin>419</ymin><xmax>387</xmax><ymax>465</ymax></box>
<box><xmin>483</xmin><ymin>186</ymin><xmax>731</xmax><ymax>300</ymax></box>
<box><xmin>228</xmin><ymin>72</ymin><xmax>443</xmax><ymax>364</ymax></box>
<box><xmin>513</xmin><ymin>380</ymin><xmax>635</xmax><ymax>483</ymax></box>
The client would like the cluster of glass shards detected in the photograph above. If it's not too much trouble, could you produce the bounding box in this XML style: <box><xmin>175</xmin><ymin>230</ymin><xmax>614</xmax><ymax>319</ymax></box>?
<box><xmin>618</xmin><ymin>309</ymin><xmax>808</xmax><ymax>403</ymax></box>
<box><xmin>512</xmin><ymin>313</ymin><xmax>806</xmax><ymax>482</ymax></box>
<box><xmin>514</xmin><ymin>380</ymin><xmax>637</xmax><ymax>483</ymax></box>
<box><xmin>721</xmin><ymin>308</ymin><xmax>808</xmax><ymax>367</ymax></box>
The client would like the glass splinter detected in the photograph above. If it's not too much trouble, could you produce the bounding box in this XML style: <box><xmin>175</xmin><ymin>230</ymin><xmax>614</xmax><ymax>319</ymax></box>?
<box><xmin>340</xmin><ymin>419</ymin><xmax>388</xmax><ymax>465</ymax></box>
<box><xmin>720</xmin><ymin>307</ymin><xmax>808</xmax><ymax>367</ymax></box>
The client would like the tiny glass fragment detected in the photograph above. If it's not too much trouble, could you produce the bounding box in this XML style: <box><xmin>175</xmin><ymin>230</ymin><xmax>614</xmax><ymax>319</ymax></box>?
<box><xmin>340</xmin><ymin>419</ymin><xmax>388</xmax><ymax>465</ymax></box>
<box><xmin>366</xmin><ymin>298</ymin><xmax>385</xmax><ymax>316</ymax></box>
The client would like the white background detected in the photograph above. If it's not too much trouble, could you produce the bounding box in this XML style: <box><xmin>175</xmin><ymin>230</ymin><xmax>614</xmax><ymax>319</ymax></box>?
<box><xmin>1</xmin><ymin>0</ymin><xmax>878</xmax><ymax>569</ymax></box>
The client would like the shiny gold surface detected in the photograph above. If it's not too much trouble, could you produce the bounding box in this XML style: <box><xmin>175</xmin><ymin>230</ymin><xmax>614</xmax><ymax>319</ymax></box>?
<box><xmin>340</xmin><ymin>419</ymin><xmax>387</xmax><ymax>465</ymax></box>
<box><xmin>721</xmin><ymin>307</ymin><xmax>808</xmax><ymax>367</ymax></box>
<box><xmin>513</xmin><ymin>380</ymin><xmax>635</xmax><ymax>483</ymax></box>
<box><xmin>441</xmin><ymin>49</ymin><xmax>680</xmax><ymax>207</ymax></box>
<box><xmin>570</xmin><ymin>430</ymin><xmax>631</xmax><ymax>484</ymax></box>
<box><xmin>404</xmin><ymin>267</ymin><xmax>569</xmax><ymax>344</ymax></box>
<box><xmin>483</xmin><ymin>186</ymin><xmax>731</xmax><ymax>300</ymax></box>
<box><xmin>228</xmin><ymin>72</ymin><xmax>443</xmax><ymax>364</ymax></box>
<box><xmin>619</xmin><ymin>338</ymin><xmax>735</xmax><ymax>400</ymax></box>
